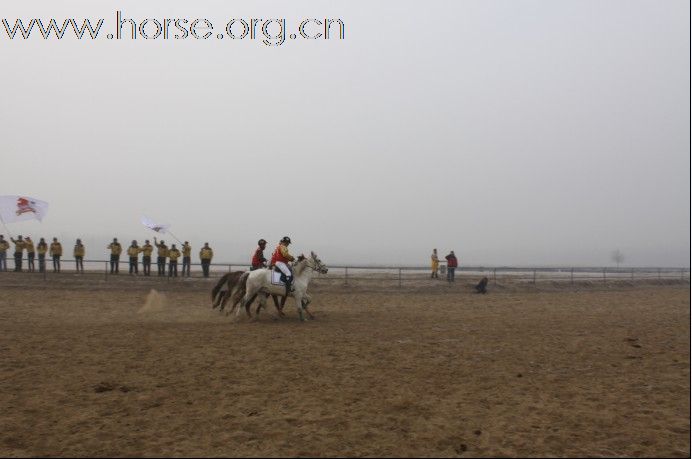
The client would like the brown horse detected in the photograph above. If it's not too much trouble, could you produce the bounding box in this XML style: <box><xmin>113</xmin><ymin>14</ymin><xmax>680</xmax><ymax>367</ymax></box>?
<box><xmin>211</xmin><ymin>271</ymin><xmax>291</xmax><ymax>318</ymax></box>
<box><xmin>211</xmin><ymin>271</ymin><xmax>245</xmax><ymax>310</ymax></box>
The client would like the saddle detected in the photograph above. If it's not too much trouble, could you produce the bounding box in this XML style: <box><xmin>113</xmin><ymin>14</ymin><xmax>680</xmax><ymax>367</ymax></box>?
<box><xmin>271</xmin><ymin>271</ymin><xmax>286</xmax><ymax>286</ymax></box>
<box><xmin>270</xmin><ymin>265</ymin><xmax>293</xmax><ymax>288</ymax></box>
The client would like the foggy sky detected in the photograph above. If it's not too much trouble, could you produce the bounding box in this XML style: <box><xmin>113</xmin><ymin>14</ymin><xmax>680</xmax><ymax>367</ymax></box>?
<box><xmin>1</xmin><ymin>0</ymin><xmax>689</xmax><ymax>267</ymax></box>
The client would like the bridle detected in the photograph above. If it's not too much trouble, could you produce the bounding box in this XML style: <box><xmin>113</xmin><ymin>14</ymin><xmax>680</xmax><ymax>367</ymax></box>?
<box><xmin>306</xmin><ymin>255</ymin><xmax>328</xmax><ymax>274</ymax></box>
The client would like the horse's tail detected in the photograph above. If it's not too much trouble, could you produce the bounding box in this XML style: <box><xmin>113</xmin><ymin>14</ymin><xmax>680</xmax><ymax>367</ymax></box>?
<box><xmin>211</xmin><ymin>272</ymin><xmax>233</xmax><ymax>308</ymax></box>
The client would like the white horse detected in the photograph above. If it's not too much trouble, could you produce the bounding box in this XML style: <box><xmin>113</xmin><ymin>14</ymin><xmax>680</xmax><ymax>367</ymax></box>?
<box><xmin>239</xmin><ymin>252</ymin><xmax>328</xmax><ymax>321</ymax></box>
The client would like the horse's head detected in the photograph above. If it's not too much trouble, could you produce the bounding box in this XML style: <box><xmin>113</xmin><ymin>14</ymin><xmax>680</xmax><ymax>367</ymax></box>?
<box><xmin>307</xmin><ymin>251</ymin><xmax>328</xmax><ymax>274</ymax></box>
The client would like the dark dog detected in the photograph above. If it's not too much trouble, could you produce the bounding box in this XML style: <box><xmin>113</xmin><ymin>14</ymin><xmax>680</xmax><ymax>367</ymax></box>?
<box><xmin>475</xmin><ymin>277</ymin><xmax>488</xmax><ymax>294</ymax></box>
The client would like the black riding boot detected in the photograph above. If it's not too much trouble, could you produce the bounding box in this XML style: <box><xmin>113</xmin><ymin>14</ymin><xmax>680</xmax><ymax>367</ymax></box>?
<box><xmin>283</xmin><ymin>276</ymin><xmax>293</xmax><ymax>297</ymax></box>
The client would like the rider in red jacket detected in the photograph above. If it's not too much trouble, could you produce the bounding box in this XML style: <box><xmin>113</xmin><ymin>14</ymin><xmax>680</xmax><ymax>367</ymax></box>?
<box><xmin>271</xmin><ymin>236</ymin><xmax>295</xmax><ymax>294</ymax></box>
<box><xmin>251</xmin><ymin>239</ymin><xmax>268</xmax><ymax>271</ymax></box>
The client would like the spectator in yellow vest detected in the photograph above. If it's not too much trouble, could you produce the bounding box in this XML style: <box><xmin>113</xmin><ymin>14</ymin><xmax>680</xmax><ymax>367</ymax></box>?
<box><xmin>181</xmin><ymin>241</ymin><xmax>192</xmax><ymax>277</ymax></box>
<box><xmin>74</xmin><ymin>239</ymin><xmax>85</xmax><ymax>273</ymax></box>
<box><xmin>127</xmin><ymin>240</ymin><xmax>141</xmax><ymax>275</ymax></box>
<box><xmin>168</xmin><ymin>244</ymin><xmax>181</xmax><ymax>277</ymax></box>
<box><xmin>25</xmin><ymin>237</ymin><xmax>36</xmax><ymax>272</ymax></box>
<box><xmin>199</xmin><ymin>242</ymin><xmax>213</xmax><ymax>278</ymax></box>
<box><xmin>49</xmin><ymin>237</ymin><xmax>62</xmax><ymax>273</ymax></box>
<box><xmin>141</xmin><ymin>240</ymin><xmax>154</xmax><ymax>276</ymax></box>
<box><xmin>37</xmin><ymin>238</ymin><xmax>48</xmax><ymax>273</ymax></box>
<box><xmin>431</xmin><ymin>249</ymin><xmax>439</xmax><ymax>279</ymax></box>
<box><xmin>10</xmin><ymin>235</ymin><xmax>25</xmax><ymax>272</ymax></box>
<box><xmin>154</xmin><ymin>237</ymin><xmax>168</xmax><ymax>277</ymax></box>
<box><xmin>0</xmin><ymin>235</ymin><xmax>9</xmax><ymax>272</ymax></box>
<box><xmin>107</xmin><ymin>238</ymin><xmax>122</xmax><ymax>274</ymax></box>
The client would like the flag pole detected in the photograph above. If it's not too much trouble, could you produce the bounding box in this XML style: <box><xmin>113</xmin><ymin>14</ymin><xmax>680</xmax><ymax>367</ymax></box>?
<box><xmin>0</xmin><ymin>214</ymin><xmax>13</xmax><ymax>239</ymax></box>
<box><xmin>167</xmin><ymin>231</ymin><xmax>183</xmax><ymax>245</ymax></box>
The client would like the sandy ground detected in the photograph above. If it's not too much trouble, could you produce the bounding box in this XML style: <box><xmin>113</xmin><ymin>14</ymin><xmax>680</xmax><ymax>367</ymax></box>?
<box><xmin>0</xmin><ymin>275</ymin><xmax>689</xmax><ymax>457</ymax></box>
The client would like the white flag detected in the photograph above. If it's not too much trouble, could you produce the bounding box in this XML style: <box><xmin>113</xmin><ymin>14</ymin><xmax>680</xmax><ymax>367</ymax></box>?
<box><xmin>141</xmin><ymin>216</ymin><xmax>170</xmax><ymax>234</ymax></box>
<box><xmin>0</xmin><ymin>195</ymin><xmax>49</xmax><ymax>223</ymax></box>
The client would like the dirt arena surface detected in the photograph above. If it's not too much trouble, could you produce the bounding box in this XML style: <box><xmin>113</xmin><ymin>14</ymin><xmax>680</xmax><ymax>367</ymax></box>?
<box><xmin>0</xmin><ymin>276</ymin><xmax>689</xmax><ymax>457</ymax></box>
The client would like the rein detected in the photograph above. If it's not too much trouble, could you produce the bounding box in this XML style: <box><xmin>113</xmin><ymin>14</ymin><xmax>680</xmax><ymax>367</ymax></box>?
<box><xmin>293</xmin><ymin>257</ymin><xmax>322</xmax><ymax>276</ymax></box>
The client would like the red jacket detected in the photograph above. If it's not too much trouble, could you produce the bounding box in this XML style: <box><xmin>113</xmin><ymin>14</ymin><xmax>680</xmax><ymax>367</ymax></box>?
<box><xmin>445</xmin><ymin>254</ymin><xmax>458</xmax><ymax>268</ymax></box>
<box><xmin>270</xmin><ymin>244</ymin><xmax>293</xmax><ymax>265</ymax></box>
<box><xmin>251</xmin><ymin>247</ymin><xmax>266</xmax><ymax>268</ymax></box>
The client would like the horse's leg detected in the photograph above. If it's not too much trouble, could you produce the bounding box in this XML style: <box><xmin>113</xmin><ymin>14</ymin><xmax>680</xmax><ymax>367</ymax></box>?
<box><xmin>271</xmin><ymin>294</ymin><xmax>285</xmax><ymax>317</ymax></box>
<box><xmin>239</xmin><ymin>288</ymin><xmax>258</xmax><ymax>318</ymax></box>
<box><xmin>213</xmin><ymin>289</ymin><xmax>223</xmax><ymax>310</ymax></box>
<box><xmin>245</xmin><ymin>292</ymin><xmax>260</xmax><ymax>318</ymax></box>
<box><xmin>294</xmin><ymin>292</ymin><xmax>306</xmax><ymax>322</ymax></box>
<box><xmin>302</xmin><ymin>296</ymin><xmax>315</xmax><ymax>320</ymax></box>
<box><xmin>255</xmin><ymin>293</ymin><xmax>271</xmax><ymax>319</ymax></box>
<box><xmin>220</xmin><ymin>290</ymin><xmax>231</xmax><ymax>314</ymax></box>
<box><xmin>225</xmin><ymin>287</ymin><xmax>243</xmax><ymax>316</ymax></box>
<box><xmin>230</xmin><ymin>286</ymin><xmax>245</xmax><ymax>315</ymax></box>
<box><xmin>254</xmin><ymin>293</ymin><xmax>264</xmax><ymax>319</ymax></box>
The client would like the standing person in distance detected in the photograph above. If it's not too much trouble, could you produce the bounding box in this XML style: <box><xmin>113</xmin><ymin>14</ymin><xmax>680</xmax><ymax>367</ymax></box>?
<box><xmin>154</xmin><ymin>237</ymin><xmax>168</xmax><ymax>277</ymax></box>
<box><xmin>127</xmin><ymin>240</ymin><xmax>141</xmax><ymax>275</ymax></box>
<box><xmin>50</xmin><ymin>237</ymin><xmax>62</xmax><ymax>273</ymax></box>
<box><xmin>0</xmin><ymin>235</ymin><xmax>8</xmax><ymax>272</ymax></box>
<box><xmin>74</xmin><ymin>239</ymin><xmax>85</xmax><ymax>273</ymax></box>
<box><xmin>181</xmin><ymin>241</ymin><xmax>192</xmax><ymax>277</ymax></box>
<box><xmin>168</xmin><ymin>244</ymin><xmax>181</xmax><ymax>277</ymax></box>
<box><xmin>10</xmin><ymin>235</ymin><xmax>25</xmax><ymax>272</ymax></box>
<box><xmin>431</xmin><ymin>248</ymin><xmax>440</xmax><ymax>279</ymax></box>
<box><xmin>199</xmin><ymin>242</ymin><xmax>213</xmax><ymax>278</ymax></box>
<box><xmin>107</xmin><ymin>238</ymin><xmax>122</xmax><ymax>274</ymax></box>
<box><xmin>37</xmin><ymin>238</ymin><xmax>48</xmax><ymax>273</ymax></box>
<box><xmin>24</xmin><ymin>237</ymin><xmax>35</xmax><ymax>272</ymax></box>
<box><xmin>141</xmin><ymin>239</ymin><xmax>153</xmax><ymax>276</ymax></box>
<box><xmin>445</xmin><ymin>250</ymin><xmax>458</xmax><ymax>283</ymax></box>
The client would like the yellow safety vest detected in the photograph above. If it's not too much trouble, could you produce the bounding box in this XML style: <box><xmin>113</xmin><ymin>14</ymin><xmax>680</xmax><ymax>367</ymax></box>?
<box><xmin>50</xmin><ymin>243</ymin><xmax>62</xmax><ymax>256</ymax></box>
<box><xmin>108</xmin><ymin>243</ymin><xmax>122</xmax><ymax>255</ymax></box>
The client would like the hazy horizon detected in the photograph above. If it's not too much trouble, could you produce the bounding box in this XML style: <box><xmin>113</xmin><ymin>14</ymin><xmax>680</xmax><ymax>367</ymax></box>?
<box><xmin>1</xmin><ymin>0</ymin><xmax>689</xmax><ymax>268</ymax></box>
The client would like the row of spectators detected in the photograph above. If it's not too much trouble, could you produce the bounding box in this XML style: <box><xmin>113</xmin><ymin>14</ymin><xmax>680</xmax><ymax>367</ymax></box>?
<box><xmin>0</xmin><ymin>235</ymin><xmax>215</xmax><ymax>277</ymax></box>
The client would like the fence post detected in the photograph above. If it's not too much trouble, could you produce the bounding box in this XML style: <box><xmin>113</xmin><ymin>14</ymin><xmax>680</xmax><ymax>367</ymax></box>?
<box><xmin>493</xmin><ymin>268</ymin><xmax>497</xmax><ymax>285</ymax></box>
<box><xmin>603</xmin><ymin>267</ymin><xmax>606</xmax><ymax>285</ymax></box>
<box><xmin>104</xmin><ymin>261</ymin><xmax>108</xmax><ymax>281</ymax></box>
<box><xmin>682</xmin><ymin>268</ymin><xmax>685</xmax><ymax>281</ymax></box>
<box><xmin>344</xmin><ymin>267</ymin><xmax>348</xmax><ymax>285</ymax></box>
<box><xmin>533</xmin><ymin>270</ymin><xmax>536</xmax><ymax>284</ymax></box>
<box><xmin>398</xmin><ymin>268</ymin><xmax>402</xmax><ymax>288</ymax></box>
<box><xmin>658</xmin><ymin>268</ymin><xmax>661</xmax><ymax>280</ymax></box>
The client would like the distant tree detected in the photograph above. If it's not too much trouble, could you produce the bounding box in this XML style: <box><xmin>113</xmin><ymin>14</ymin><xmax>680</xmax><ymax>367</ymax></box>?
<box><xmin>611</xmin><ymin>249</ymin><xmax>625</xmax><ymax>269</ymax></box>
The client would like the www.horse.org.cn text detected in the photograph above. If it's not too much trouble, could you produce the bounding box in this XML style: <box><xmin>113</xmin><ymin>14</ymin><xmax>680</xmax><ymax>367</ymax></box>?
<box><xmin>1</xmin><ymin>11</ymin><xmax>346</xmax><ymax>46</ymax></box>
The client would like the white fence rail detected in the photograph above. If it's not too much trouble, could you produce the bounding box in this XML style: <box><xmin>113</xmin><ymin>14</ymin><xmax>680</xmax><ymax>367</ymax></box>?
<box><xmin>0</xmin><ymin>257</ymin><xmax>689</xmax><ymax>286</ymax></box>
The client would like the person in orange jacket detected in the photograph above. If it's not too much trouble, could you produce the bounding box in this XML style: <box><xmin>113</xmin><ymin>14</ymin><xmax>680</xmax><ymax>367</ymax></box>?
<box><xmin>270</xmin><ymin>236</ymin><xmax>295</xmax><ymax>294</ymax></box>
